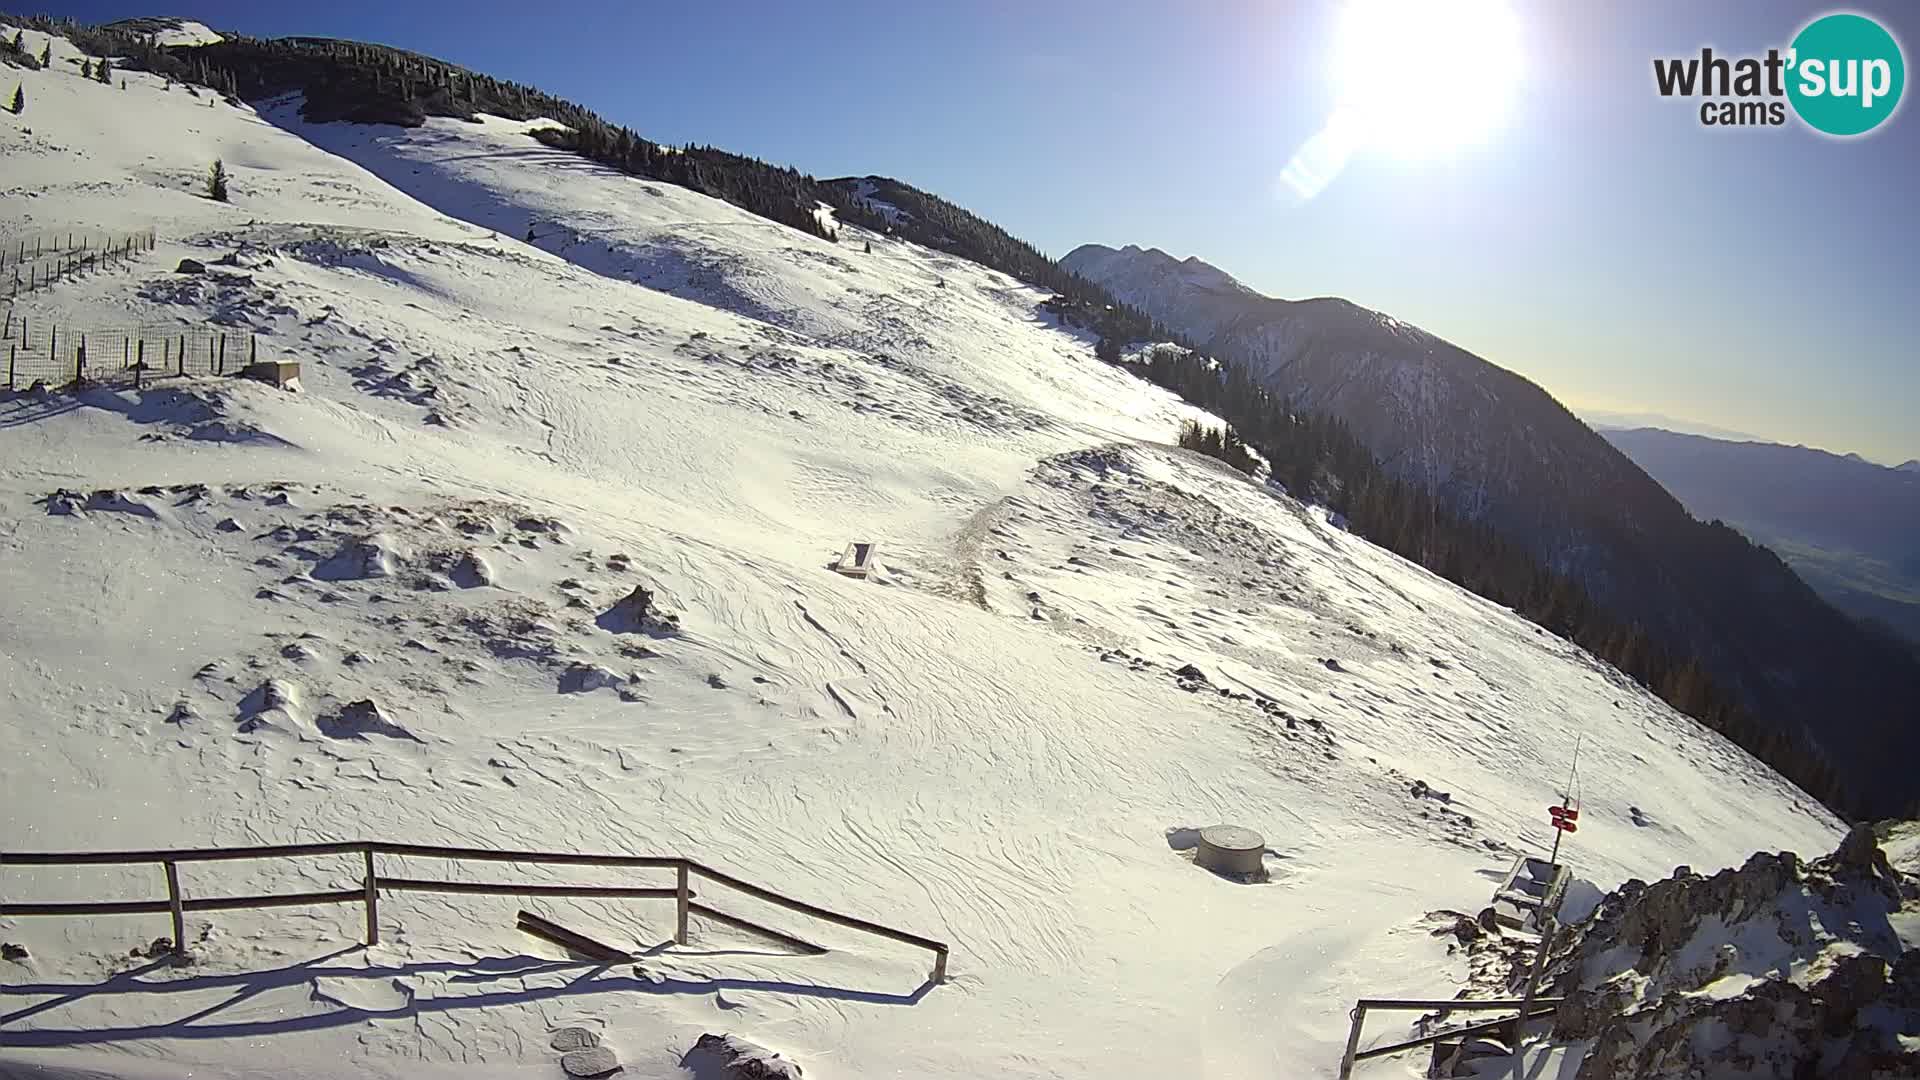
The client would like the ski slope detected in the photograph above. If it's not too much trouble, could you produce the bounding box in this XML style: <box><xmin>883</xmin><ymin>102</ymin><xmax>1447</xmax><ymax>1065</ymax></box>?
<box><xmin>0</xmin><ymin>23</ymin><xmax>1842</xmax><ymax>1080</ymax></box>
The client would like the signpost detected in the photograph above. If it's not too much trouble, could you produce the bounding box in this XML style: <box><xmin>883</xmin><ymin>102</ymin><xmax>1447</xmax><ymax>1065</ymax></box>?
<box><xmin>1548</xmin><ymin>804</ymin><xmax>1578</xmax><ymax>863</ymax></box>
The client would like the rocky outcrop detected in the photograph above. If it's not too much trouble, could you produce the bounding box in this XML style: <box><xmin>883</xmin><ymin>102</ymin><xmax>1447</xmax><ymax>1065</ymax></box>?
<box><xmin>682</xmin><ymin>1033</ymin><xmax>802</xmax><ymax>1079</ymax></box>
<box><xmin>1545</xmin><ymin>825</ymin><xmax>1920</xmax><ymax>1079</ymax></box>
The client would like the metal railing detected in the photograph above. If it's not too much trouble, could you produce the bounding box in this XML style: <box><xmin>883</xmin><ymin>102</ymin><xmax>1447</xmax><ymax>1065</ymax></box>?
<box><xmin>1337</xmin><ymin>997</ymin><xmax>1565</xmax><ymax>1079</ymax></box>
<box><xmin>0</xmin><ymin>841</ymin><xmax>949</xmax><ymax>983</ymax></box>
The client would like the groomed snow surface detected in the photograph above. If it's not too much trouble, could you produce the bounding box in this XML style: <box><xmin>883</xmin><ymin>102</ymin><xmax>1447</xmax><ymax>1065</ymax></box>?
<box><xmin>1</xmin><ymin>24</ymin><xmax>1841</xmax><ymax>1080</ymax></box>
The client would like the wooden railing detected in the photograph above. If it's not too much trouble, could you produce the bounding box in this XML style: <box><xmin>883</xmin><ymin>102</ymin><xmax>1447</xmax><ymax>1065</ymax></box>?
<box><xmin>0</xmin><ymin>842</ymin><xmax>949</xmax><ymax>983</ymax></box>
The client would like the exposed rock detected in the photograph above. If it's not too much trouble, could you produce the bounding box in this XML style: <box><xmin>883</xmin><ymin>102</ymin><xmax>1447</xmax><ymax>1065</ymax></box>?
<box><xmin>312</xmin><ymin>535</ymin><xmax>400</xmax><ymax>581</ymax></box>
<box><xmin>596</xmin><ymin>584</ymin><xmax>678</xmax><ymax>634</ymax></box>
<box><xmin>549</xmin><ymin>1027</ymin><xmax>599</xmax><ymax>1052</ymax></box>
<box><xmin>318</xmin><ymin>699</ymin><xmax>421</xmax><ymax>742</ymax></box>
<box><xmin>2</xmin><ymin>942</ymin><xmax>27</xmax><ymax>962</ymax></box>
<box><xmin>683</xmin><ymin>1033</ymin><xmax>802</xmax><ymax>1079</ymax></box>
<box><xmin>1542</xmin><ymin>829</ymin><xmax>1920</xmax><ymax>1078</ymax></box>
<box><xmin>559</xmin><ymin>1046</ymin><xmax>620</xmax><ymax>1077</ymax></box>
<box><xmin>175</xmin><ymin>258</ymin><xmax>205</xmax><ymax>274</ymax></box>
<box><xmin>558</xmin><ymin>663</ymin><xmax>622</xmax><ymax>694</ymax></box>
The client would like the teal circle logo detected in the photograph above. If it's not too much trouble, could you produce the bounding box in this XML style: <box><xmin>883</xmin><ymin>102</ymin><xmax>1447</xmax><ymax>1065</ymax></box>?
<box><xmin>1787</xmin><ymin>13</ymin><xmax>1905</xmax><ymax>136</ymax></box>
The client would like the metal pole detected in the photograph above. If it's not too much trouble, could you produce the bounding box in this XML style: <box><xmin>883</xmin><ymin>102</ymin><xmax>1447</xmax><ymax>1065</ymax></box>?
<box><xmin>675</xmin><ymin>862</ymin><xmax>690</xmax><ymax>945</ymax></box>
<box><xmin>1338</xmin><ymin>1003</ymin><xmax>1367</xmax><ymax>1080</ymax></box>
<box><xmin>163</xmin><ymin>861</ymin><xmax>186</xmax><ymax>957</ymax></box>
<box><xmin>362</xmin><ymin>848</ymin><xmax>379</xmax><ymax>946</ymax></box>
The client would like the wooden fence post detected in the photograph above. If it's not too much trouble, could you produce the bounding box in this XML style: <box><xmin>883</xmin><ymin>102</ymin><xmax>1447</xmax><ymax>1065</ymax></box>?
<box><xmin>135</xmin><ymin>340</ymin><xmax>144</xmax><ymax>390</ymax></box>
<box><xmin>249</xmin><ymin>335</ymin><xmax>257</xmax><ymax>364</ymax></box>
<box><xmin>217</xmin><ymin>333</ymin><xmax>226</xmax><ymax>374</ymax></box>
<box><xmin>675</xmin><ymin>862</ymin><xmax>690</xmax><ymax>945</ymax></box>
<box><xmin>76</xmin><ymin>336</ymin><xmax>86</xmax><ymax>386</ymax></box>
<box><xmin>7</xmin><ymin>344</ymin><xmax>15</xmax><ymax>391</ymax></box>
<box><xmin>123</xmin><ymin>338</ymin><xmax>130</xmax><ymax>371</ymax></box>
<box><xmin>163</xmin><ymin>861</ymin><xmax>186</xmax><ymax>957</ymax></box>
<box><xmin>362</xmin><ymin>848</ymin><xmax>379</xmax><ymax>946</ymax></box>
<box><xmin>178</xmin><ymin>335</ymin><xmax>185</xmax><ymax>374</ymax></box>
<box><xmin>208</xmin><ymin>336</ymin><xmax>216</xmax><ymax>374</ymax></box>
<box><xmin>1337</xmin><ymin>1003</ymin><xmax>1367</xmax><ymax>1080</ymax></box>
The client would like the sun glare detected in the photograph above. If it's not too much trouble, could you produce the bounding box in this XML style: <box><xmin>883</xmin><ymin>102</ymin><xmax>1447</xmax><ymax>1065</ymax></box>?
<box><xmin>1333</xmin><ymin>0</ymin><xmax>1526</xmax><ymax>157</ymax></box>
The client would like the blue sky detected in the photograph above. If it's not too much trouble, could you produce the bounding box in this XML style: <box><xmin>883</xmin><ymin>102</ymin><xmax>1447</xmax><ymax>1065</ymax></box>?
<box><xmin>55</xmin><ymin>0</ymin><xmax>1920</xmax><ymax>463</ymax></box>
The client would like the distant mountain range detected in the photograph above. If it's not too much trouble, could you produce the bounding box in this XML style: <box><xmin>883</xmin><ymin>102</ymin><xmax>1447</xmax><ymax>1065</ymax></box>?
<box><xmin>1602</xmin><ymin>428</ymin><xmax>1920</xmax><ymax>646</ymax></box>
<box><xmin>1062</xmin><ymin>242</ymin><xmax>1920</xmax><ymax>815</ymax></box>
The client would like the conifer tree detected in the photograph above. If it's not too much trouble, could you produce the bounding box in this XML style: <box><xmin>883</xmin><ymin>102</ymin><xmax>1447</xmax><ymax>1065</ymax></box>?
<box><xmin>96</xmin><ymin>57</ymin><xmax>112</xmax><ymax>84</ymax></box>
<box><xmin>80</xmin><ymin>58</ymin><xmax>92</xmax><ymax>79</ymax></box>
<box><xmin>207</xmin><ymin>158</ymin><xmax>229</xmax><ymax>202</ymax></box>
<box><xmin>39</xmin><ymin>41</ymin><xmax>50</xmax><ymax>66</ymax></box>
<box><xmin>9</xmin><ymin>84</ymin><xmax>22</xmax><ymax>115</ymax></box>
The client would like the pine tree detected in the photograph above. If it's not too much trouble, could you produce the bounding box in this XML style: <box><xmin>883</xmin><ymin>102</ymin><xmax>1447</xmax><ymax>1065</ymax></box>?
<box><xmin>38</xmin><ymin>42</ymin><xmax>50</xmax><ymax>66</ymax></box>
<box><xmin>207</xmin><ymin>159</ymin><xmax>230</xmax><ymax>202</ymax></box>
<box><xmin>80</xmin><ymin>58</ymin><xmax>92</xmax><ymax>80</ymax></box>
<box><xmin>9</xmin><ymin>84</ymin><xmax>21</xmax><ymax>115</ymax></box>
<box><xmin>96</xmin><ymin>57</ymin><xmax>112</xmax><ymax>84</ymax></box>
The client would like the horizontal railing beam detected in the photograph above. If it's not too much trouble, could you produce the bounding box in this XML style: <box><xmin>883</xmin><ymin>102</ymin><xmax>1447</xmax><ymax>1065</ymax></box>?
<box><xmin>2</xmin><ymin>889</ymin><xmax>363</xmax><ymax>917</ymax></box>
<box><xmin>1351</xmin><ymin>1006</ymin><xmax>1559</xmax><ymax>1062</ymax></box>
<box><xmin>0</xmin><ymin>842</ymin><xmax>368</xmax><ymax>865</ymax></box>
<box><xmin>1355</xmin><ymin>998</ymin><xmax>1564</xmax><ymax>1011</ymax></box>
<box><xmin>370</xmin><ymin>843</ymin><xmax>681</xmax><ymax>869</ymax></box>
<box><xmin>688</xmin><ymin>901</ymin><xmax>828</xmax><ymax>955</ymax></box>
<box><xmin>685</xmin><ymin>860</ymin><xmax>946</xmax><ymax>955</ymax></box>
<box><xmin>377</xmin><ymin>877</ymin><xmax>682</xmax><ymax>900</ymax></box>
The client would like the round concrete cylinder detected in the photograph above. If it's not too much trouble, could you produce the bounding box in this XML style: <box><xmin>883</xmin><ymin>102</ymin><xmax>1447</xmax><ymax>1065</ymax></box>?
<box><xmin>1195</xmin><ymin>825</ymin><xmax>1265</xmax><ymax>875</ymax></box>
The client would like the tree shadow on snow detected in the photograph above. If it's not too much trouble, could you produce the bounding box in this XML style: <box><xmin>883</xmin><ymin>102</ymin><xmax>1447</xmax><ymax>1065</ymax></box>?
<box><xmin>0</xmin><ymin>946</ymin><xmax>935</xmax><ymax>1048</ymax></box>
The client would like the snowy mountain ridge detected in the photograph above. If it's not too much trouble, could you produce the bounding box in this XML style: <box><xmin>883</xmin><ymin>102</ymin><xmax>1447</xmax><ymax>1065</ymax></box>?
<box><xmin>1061</xmin><ymin>243</ymin><xmax>1920</xmax><ymax>820</ymax></box>
<box><xmin>0</xmin><ymin>20</ymin><xmax>1846</xmax><ymax>1080</ymax></box>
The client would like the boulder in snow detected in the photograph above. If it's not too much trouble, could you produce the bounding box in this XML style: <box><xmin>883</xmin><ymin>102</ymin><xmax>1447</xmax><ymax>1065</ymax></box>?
<box><xmin>313</xmin><ymin>535</ymin><xmax>401</xmax><ymax>581</ymax></box>
<box><xmin>559</xmin><ymin>1047</ymin><xmax>621</xmax><ymax>1078</ymax></box>
<box><xmin>175</xmin><ymin>258</ymin><xmax>206</xmax><ymax>274</ymax></box>
<box><xmin>682</xmin><ymin>1034</ymin><xmax>802</xmax><ymax>1079</ymax></box>
<box><xmin>558</xmin><ymin>663</ymin><xmax>623</xmax><ymax>694</ymax></box>
<box><xmin>550</xmin><ymin>1027</ymin><xmax>600</xmax><ymax>1052</ymax></box>
<box><xmin>318</xmin><ymin>699</ymin><xmax>421</xmax><ymax>743</ymax></box>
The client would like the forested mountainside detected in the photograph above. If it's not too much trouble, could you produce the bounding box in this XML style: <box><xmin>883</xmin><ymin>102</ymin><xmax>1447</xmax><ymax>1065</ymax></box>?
<box><xmin>1063</xmin><ymin>245</ymin><xmax>1920</xmax><ymax>819</ymax></box>
<box><xmin>13</xmin><ymin>12</ymin><xmax>1909</xmax><ymax>817</ymax></box>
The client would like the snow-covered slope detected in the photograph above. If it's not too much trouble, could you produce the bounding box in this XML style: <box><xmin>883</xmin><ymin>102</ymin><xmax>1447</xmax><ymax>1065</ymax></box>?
<box><xmin>101</xmin><ymin>18</ymin><xmax>223</xmax><ymax>47</ymax></box>
<box><xmin>1060</xmin><ymin>244</ymin><xmax>1920</xmax><ymax>820</ymax></box>
<box><xmin>1</xmin><ymin>24</ymin><xmax>1841</xmax><ymax>1080</ymax></box>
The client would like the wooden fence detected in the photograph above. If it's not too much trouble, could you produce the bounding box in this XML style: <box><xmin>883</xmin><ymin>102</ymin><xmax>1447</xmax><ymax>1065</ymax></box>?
<box><xmin>0</xmin><ymin>841</ymin><xmax>950</xmax><ymax>983</ymax></box>
<box><xmin>3</xmin><ymin>228</ymin><xmax>157</xmax><ymax>298</ymax></box>
<box><xmin>1</xmin><ymin>316</ymin><xmax>259</xmax><ymax>390</ymax></box>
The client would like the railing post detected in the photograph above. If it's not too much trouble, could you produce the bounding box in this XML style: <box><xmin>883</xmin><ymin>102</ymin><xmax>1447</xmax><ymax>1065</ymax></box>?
<box><xmin>1515</xmin><ymin>915</ymin><xmax>1556</xmax><ymax>1049</ymax></box>
<box><xmin>1338</xmin><ymin>1003</ymin><xmax>1366</xmax><ymax>1080</ymax></box>
<box><xmin>163</xmin><ymin>861</ymin><xmax>186</xmax><ymax>958</ymax></box>
<box><xmin>932</xmin><ymin>946</ymin><xmax>948</xmax><ymax>984</ymax></box>
<box><xmin>675</xmin><ymin>862</ymin><xmax>690</xmax><ymax>945</ymax></box>
<box><xmin>362</xmin><ymin>847</ymin><xmax>379</xmax><ymax>946</ymax></box>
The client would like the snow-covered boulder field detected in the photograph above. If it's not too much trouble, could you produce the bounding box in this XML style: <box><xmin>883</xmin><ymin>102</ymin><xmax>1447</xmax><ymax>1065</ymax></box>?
<box><xmin>0</xmin><ymin>21</ymin><xmax>1843</xmax><ymax>1080</ymax></box>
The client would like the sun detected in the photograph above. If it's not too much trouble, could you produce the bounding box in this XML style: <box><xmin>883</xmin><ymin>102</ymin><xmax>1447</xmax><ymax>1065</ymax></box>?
<box><xmin>1331</xmin><ymin>0</ymin><xmax>1526</xmax><ymax>157</ymax></box>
